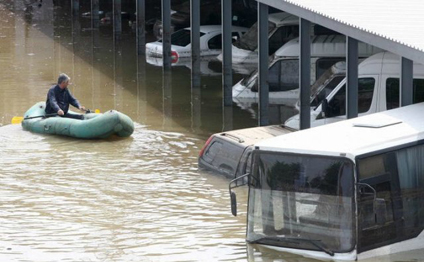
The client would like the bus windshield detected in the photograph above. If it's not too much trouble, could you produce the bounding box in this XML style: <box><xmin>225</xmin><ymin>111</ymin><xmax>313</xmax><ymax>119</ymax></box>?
<box><xmin>247</xmin><ymin>152</ymin><xmax>355</xmax><ymax>253</ymax></box>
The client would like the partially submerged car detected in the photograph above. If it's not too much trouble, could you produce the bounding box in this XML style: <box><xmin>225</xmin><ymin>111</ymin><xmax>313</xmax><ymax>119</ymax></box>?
<box><xmin>146</xmin><ymin>25</ymin><xmax>247</xmax><ymax>64</ymax></box>
<box><xmin>153</xmin><ymin>0</ymin><xmax>256</xmax><ymax>39</ymax></box>
<box><xmin>198</xmin><ymin>125</ymin><xmax>294</xmax><ymax>180</ymax></box>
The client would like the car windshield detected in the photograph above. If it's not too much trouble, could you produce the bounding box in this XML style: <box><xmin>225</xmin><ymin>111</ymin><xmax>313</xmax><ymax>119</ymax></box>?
<box><xmin>233</xmin><ymin>21</ymin><xmax>276</xmax><ymax>51</ymax></box>
<box><xmin>247</xmin><ymin>152</ymin><xmax>355</xmax><ymax>253</ymax></box>
<box><xmin>310</xmin><ymin>62</ymin><xmax>346</xmax><ymax>108</ymax></box>
<box><xmin>159</xmin><ymin>29</ymin><xmax>205</xmax><ymax>47</ymax></box>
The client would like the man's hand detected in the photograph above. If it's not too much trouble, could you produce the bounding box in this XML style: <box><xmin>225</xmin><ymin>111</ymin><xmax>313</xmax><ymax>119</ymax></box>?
<box><xmin>57</xmin><ymin>109</ymin><xmax>64</xmax><ymax>116</ymax></box>
<box><xmin>79</xmin><ymin>106</ymin><xmax>86</xmax><ymax>111</ymax></box>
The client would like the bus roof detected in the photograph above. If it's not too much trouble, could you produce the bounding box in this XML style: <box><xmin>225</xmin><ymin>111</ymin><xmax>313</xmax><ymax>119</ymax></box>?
<box><xmin>256</xmin><ymin>102</ymin><xmax>424</xmax><ymax>160</ymax></box>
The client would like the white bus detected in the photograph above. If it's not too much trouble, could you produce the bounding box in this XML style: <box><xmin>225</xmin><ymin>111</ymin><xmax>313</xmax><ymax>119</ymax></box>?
<box><xmin>230</xmin><ymin>102</ymin><xmax>424</xmax><ymax>260</ymax></box>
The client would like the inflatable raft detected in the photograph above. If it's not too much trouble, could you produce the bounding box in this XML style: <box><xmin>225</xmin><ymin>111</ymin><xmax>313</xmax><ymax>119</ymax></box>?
<box><xmin>22</xmin><ymin>102</ymin><xmax>134</xmax><ymax>139</ymax></box>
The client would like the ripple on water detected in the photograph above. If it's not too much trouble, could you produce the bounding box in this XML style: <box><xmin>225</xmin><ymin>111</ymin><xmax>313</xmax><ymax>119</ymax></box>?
<box><xmin>0</xmin><ymin>123</ymin><xmax>249</xmax><ymax>262</ymax></box>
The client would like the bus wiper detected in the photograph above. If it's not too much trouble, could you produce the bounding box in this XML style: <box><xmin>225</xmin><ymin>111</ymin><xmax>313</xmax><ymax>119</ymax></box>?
<box><xmin>295</xmin><ymin>238</ymin><xmax>334</xmax><ymax>256</ymax></box>
<box><xmin>249</xmin><ymin>236</ymin><xmax>300</xmax><ymax>245</ymax></box>
<box><xmin>250</xmin><ymin>236</ymin><xmax>334</xmax><ymax>256</ymax></box>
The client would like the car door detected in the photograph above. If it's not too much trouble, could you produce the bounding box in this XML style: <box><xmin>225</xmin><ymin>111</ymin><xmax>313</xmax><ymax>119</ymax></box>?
<box><xmin>312</xmin><ymin>76</ymin><xmax>379</xmax><ymax>127</ymax></box>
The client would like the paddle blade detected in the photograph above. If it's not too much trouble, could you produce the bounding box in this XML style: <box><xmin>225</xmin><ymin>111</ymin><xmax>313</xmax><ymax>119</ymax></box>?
<box><xmin>95</xmin><ymin>109</ymin><xmax>100</xmax><ymax>113</ymax></box>
<box><xmin>11</xmin><ymin>116</ymin><xmax>24</xmax><ymax>124</ymax></box>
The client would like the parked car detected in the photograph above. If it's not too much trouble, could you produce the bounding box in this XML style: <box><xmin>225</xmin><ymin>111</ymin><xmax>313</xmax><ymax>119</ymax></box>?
<box><xmin>153</xmin><ymin>0</ymin><xmax>256</xmax><ymax>39</ymax></box>
<box><xmin>146</xmin><ymin>25</ymin><xmax>247</xmax><ymax>64</ymax></box>
<box><xmin>198</xmin><ymin>125</ymin><xmax>294</xmax><ymax>180</ymax></box>
<box><xmin>285</xmin><ymin>51</ymin><xmax>424</xmax><ymax>130</ymax></box>
<box><xmin>232</xmin><ymin>35</ymin><xmax>382</xmax><ymax>108</ymax></box>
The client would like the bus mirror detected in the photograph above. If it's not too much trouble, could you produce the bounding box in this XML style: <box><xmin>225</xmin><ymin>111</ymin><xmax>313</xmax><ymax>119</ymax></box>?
<box><xmin>374</xmin><ymin>198</ymin><xmax>387</xmax><ymax>225</ymax></box>
<box><xmin>229</xmin><ymin>173</ymin><xmax>250</xmax><ymax>217</ymax></box>
<box><xmin>230</xmin><ymin>192</ymin><xmax>237</xmax><ymax>216</ymax></box>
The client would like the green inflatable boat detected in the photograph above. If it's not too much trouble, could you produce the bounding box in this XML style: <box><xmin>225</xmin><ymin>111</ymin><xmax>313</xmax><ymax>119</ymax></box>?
<box><xmin>22</xmin><ymin>102</ymin><xmax>134</xmax><ymax>139</ymax></box>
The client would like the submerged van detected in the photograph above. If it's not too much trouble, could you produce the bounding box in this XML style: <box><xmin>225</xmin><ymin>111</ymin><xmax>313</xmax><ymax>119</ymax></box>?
<box><xmin>218</xmin><ymin>12</ymin><xmax>299</xmax><ymax>64</ymax></box>
<box><xmin>285</xmin><ymin>51</ymin><xmax>424</xmax><ymax>129</ymax></box>
<box><xmin>232</xmin><ymin>35</ymin><xmax>381</xmax><ymax>107</ymax></box>
<box><xmin>198</xmin><ymin>125</ymin><xmax>293</xmax><ymax>180</ymax></box>
<box><xmin>230</xmin><ymin>102</ymin><xmax>424</xmax><ymax>261</ymax></box>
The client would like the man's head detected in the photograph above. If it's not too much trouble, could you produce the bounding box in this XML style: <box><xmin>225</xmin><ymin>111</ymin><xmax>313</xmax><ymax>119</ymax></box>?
<box><xmin>57</xmin><ymin>73</ymin><xmax>70</xmax><ymax>89</ymax></box>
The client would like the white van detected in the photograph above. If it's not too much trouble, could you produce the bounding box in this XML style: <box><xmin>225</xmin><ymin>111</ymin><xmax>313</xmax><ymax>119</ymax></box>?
<box><xmin>218</xmin><ymin>12</ymin><xmax>299</xmax><ymax>63</ymax></box>
<box><xmin>232</xmin><ymin>35</ymin><xmax>382</xmax><ymax>107</ymax></box>
<box><xmin>230</xmin><ymin>102</ymin><xmax>424</xmax><ymax>261</ymax></box>
<box><xmin>285</xmin><ymin>51</ymin><xmax>424</xmax><ymax>130</ymax></box>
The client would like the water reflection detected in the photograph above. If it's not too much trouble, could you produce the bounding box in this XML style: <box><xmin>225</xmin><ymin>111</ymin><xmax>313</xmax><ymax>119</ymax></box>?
<box><xmin>2</xmin><ymin>1</ymin><xmax>421</xmax><ymax>261</ymax></box>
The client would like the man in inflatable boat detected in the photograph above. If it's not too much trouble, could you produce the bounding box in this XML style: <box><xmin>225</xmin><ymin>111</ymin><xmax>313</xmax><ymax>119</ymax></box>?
<box><xmin>45</xmin><ymin>73</ymin><xmax>86</xmax><ymax>120</ymax></box>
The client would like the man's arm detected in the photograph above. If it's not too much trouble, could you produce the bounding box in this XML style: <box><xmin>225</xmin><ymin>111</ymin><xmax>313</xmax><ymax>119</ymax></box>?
<box><xmin>48</xmin><ymin>88</ymin><xmax>61</xmax><ymax>112</ymax></box>
<box><xmin>67</xmin><ymin>89</ymin><xmax>83</xmax><ymax>110</ymax></box>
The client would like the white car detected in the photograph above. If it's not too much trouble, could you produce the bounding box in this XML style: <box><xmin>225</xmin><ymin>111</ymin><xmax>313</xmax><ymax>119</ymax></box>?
<box><xmin>146</xmin><ymin>25</ymin><xmax>247</xmax><ymax>64</ymax></box>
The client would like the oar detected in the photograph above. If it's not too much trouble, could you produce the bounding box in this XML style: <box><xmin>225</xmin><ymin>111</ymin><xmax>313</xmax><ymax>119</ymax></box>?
<box><xmin>11</xmin><ymin>113</ymin><xmax>57</xmax><ymax>124</ymax></box>
<box><xmin>83</xmin><ymin>108</ymin><xmax>101</xmax><ymax>114</ymax></box>
<box><xmin>11</xmin><ymin>108</ymin><xmax>101</xmax><ymax>124</ymax></box>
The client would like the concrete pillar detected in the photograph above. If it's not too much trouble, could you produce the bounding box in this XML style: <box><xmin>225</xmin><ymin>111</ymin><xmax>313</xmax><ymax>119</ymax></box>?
<box><xmin>162</xmin><ymin>0</ymin><xmax>171</xmax><ymax>70</ymax></box>
<box><xmin>299</xmin><ymin>18</ymin><xmax>311</xmax><ymax>130</ymax></box>
<box><xmin>113</xmin><ymin>0</ymin><xmax>122</xmax><ymax>41</ymax></box>
<box><xmin>347</xmin><ymin>37</ymin><xmax>358</xmax><ymax>119</ymax></box>
<box><xmin>401</xmin><ymin>57</ymin><xmax>413</xmax><ymax>106</ymax></box>
<box><xmin>191</xmin><ymin>0</ymin><xmax>201</xmax><ymax>87</ymax></box>
<box><xmin>258</xmin><ymin>3</ymin><xmax>269</xmax><ymax>126</ymax></box>
<box><xmin>222</xmin><ymin>0</ymin><xmax>232</xmax><ymax>107</ymax></box>
<box><xmin>191</xmin><ymin>0</ymin><xmax>201</xmax><ymax>130</ymax></box>
<box><xmin>137</xmin><ymin>0</ymin><xmax>146</xmax><ymax>55</ymax></box>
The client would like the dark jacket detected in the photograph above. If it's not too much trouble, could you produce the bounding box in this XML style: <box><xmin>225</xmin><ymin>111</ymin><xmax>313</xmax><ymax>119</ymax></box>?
<box><xmin>45</xmin><ymin>85</ymin><xmax>80</xmax><ymax>114</ymax></box>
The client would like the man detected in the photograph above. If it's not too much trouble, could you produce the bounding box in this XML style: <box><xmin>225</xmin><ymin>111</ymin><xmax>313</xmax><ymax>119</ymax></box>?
<box><xmin>45</xmin><ymin>73</ymin><xmax>86</xmax><ymax>120</ymax></box>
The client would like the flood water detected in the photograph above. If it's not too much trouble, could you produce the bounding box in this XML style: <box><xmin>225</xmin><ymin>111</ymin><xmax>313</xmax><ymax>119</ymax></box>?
<box><xmin>0</xmin><ymin>1</ymin><xmax>422</xmax><ymax>262</ymax></box>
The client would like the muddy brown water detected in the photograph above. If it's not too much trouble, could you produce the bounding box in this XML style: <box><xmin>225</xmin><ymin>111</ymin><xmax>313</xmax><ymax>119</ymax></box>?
<box><xmin>0</xmin><ymin>1</ymin><xmax>422</xmax><ymax>261</ymax></box>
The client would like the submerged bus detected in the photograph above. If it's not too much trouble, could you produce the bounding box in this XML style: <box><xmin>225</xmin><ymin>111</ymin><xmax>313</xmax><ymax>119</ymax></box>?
<box><xmin>230</xmin><ymin>102</ymin><xmax>424</xmax><ymax>260</ymax></box>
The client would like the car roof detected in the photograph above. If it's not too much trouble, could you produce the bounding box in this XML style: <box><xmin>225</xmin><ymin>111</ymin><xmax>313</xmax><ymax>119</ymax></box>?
<box><xmin>256</xmin><ymin>102</ymin><xmax>424</xmax><ymax>160</ymax></box>
<box><xmin>268</xmin><ymin>12</ymin><xmax>299</xmax><ymax>26</ymax></box>
<box><xmin>214</xmin><ymin>125</ymin><xmax>294</xmax><ymax>147</ymax></box>
<box><xmin>183</xmin><ymin>25</ymin><xmax>248</xmax><ymax>34</ymax></box>
<box><xmin>274</xmin><ymin>35</ymin><xmax>382</xmax><ymax>58</ymax></box>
